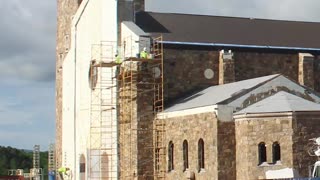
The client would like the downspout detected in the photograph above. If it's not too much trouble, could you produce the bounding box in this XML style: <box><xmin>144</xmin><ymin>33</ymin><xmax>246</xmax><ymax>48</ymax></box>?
<box><xmin>73</xmin><ymin>1</ymin><xmax>90</xmax><ymax>180</ymax></box>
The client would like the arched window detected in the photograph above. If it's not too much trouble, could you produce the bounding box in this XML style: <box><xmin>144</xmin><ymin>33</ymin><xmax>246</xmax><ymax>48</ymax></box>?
<box><xmin>272</xmin><ymin>142</ymin><xmax>281</xmax><ymax>163</ymax></box>
<box><xmin>258</xmin><ymin>142</ymin><xmax>267</xmax><ymax>165</ymax></box>
<box><xmin>168</xmin><ymin>141</ymin><xmax>174</xmax><ymax>171</ymax></box>
<box><xmin>79</xmin><ymin>154</ymin><xmax>86</xmax><ymax>180</ymax></box>
<box><xmin>183</xmin><ymin>140</ymin><xmax>189</xmax><ymax>171</ymax></box>
<box><xmin>198</xmin><ymin>138</ymin><xmax>205</xmax><ymax>171</ymax></box>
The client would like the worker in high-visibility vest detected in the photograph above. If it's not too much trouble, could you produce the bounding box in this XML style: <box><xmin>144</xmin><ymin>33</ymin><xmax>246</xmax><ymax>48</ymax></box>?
<box><xmin>140</xmin><ymin>47</ymin><xmax>148</xmax><ymax>59</ymax></box>
<box><xmin>58</xmin><ymin>167</ymin><xmax>70</xmax><ymax>180</ymax></box>
<box><xmin>115</xmin><ymin>52</ymin><xmax>122</xmax><ymax>64</ymax></box>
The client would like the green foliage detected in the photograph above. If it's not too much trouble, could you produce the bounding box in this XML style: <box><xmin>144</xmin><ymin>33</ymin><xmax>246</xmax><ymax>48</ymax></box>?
<box><xmin>0</xmin><ymin>146</ymin><xmax>48</xmax><ymax>176</ymax></box>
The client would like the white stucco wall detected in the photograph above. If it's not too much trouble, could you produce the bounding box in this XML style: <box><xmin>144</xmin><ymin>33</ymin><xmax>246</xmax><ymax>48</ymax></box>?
<box><xmin>62</xmin><ymin>0</ymin><xmax>119</xmax><ymax>179</ymax></box>
<box><xmin>62</xmin><ymin>49</ymin><xmax>75</xmax><ymax>171</ymax></box>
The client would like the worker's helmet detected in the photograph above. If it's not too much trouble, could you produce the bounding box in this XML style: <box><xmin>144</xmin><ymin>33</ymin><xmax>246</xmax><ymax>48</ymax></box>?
<box><xmin>143</xmin><ymin>47</ymin><xmax>147</xmax><ymax>51</ymax></box>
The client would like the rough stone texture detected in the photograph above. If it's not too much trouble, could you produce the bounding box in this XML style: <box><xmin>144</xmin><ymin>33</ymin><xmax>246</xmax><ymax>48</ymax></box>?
<box><xmin>163</xmin><ymin>48</ymin><xmax>220</xmax><ymax>103</ymax></box>
<box><xmin>235</xmin><ymin>112</ymin><xmax>320</xmax><ymax>180</ymax></box>
<box><xmin>235</xmin><ymin>114</ymin><xmax>294</xmax><ymax>180</ymax></box>
<box><xmin>163</xmin><ymin>48</ymin><xmax>320</xmax><ymax>105</ymax></box>
<box><xmin>314</xmin><ymin>56</ymin><xmax>320</xmax><ymax>92</ymax></box>
<box><xmin>299</xmin><ymin>53</ymin><xmax>314</xmax><ymax>89</ymax></box>
<box><xmin>56</xmin><ymin>0</ymin><xmax>79</xmax><ymax>169</ymax></box>
<box><xmin>292</xmin><ymin>112</ymin><xmax>320</xmax><ymax>177</ymax></box>
<box><xmin>164</xmin><ymin>112</ymin><xmax>218</xmax><ymax>180</ymax></box>
<box><xmin>134</xmin><ymin>0</ymin><xmax>144</xmax><ymax>12</ymax></box>
<box><xmin>217</xmin><ymin>121</ymin><xmax>236</xmax><ymax>180</ymax></box>
<box><xmin>118</xmin><ymin>61</ymin><xmax>160</xmax><ymax>179</ymax></box>
<box><xmin>233</xmin><ymin>51</ymin><xmax>299</xmax><ymax>82</ymax></box>
<box><xmin>219</xmin><ymin>51</ymin><xmax>235</xmax><ymax>84</ymax></box>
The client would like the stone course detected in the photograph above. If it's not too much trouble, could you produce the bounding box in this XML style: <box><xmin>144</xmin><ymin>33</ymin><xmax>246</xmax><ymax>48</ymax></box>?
<box><xmin>164</xmin><ymin>112</ymin><xmax>218</xmax><ymax>180</ymax></box>
<box><xmin>235</xmin><ymin>112</ymin><xmax>320</xmax><ymax>179</ymax></box>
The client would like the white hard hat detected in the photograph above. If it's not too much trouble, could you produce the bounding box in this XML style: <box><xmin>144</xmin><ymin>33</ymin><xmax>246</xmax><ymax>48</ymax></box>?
<box><xmin>143</xmin><ymin>47</ymin><xmax>147</xmax><ymax>51</ymax></box>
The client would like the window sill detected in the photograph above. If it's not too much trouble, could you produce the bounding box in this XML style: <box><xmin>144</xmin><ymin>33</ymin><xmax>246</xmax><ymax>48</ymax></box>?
<box><xmin>258</xmin><ymin>161</ymin><xmax>282</xmax><ymax>167</ymax></box>
<box><xmin>167</xmin><ymin>170</ymin><xmax>175</xmax><ymax>174</ymax></box>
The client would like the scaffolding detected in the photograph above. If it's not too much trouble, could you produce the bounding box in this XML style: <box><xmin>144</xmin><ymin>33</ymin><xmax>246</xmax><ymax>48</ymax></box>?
<box><xmin>88</xmin><ymin>36</ymin><xmax>165</xmax><ymax>180</ymax></box>
<box><xmin>89</xmin><ymin>42</ymin><xmax>119</xmax><ymax>179</ymax></box>
<box><xmin>48</xmin><ymin>143</ymin><xmax>56</xmax><ymax>172</ymax></box>
<box><xmin>33</xmin><ymin>145</ymin><xmax>40</xmax><ymax>169</ymax></box>
<box><xmin>119</xmin><ymin>35</ymin><xmax>165</xmax><ymax>179</ymax></box>
<box><xmin>31</xmin><ymin>145</ymin><xmax>43</xmax><ymax>180</ymax></box>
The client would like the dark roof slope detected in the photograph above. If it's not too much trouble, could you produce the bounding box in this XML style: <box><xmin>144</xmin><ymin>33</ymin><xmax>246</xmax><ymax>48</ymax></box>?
<box><xmin>135</xmin><ymin>12</ymin><xmax>320</xmax><ymax>49</ymax></box>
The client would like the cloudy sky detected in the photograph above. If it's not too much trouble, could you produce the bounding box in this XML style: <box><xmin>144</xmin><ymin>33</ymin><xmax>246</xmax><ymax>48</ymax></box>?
<box><xmin>0</xmin><ymin>0</ymin><xmax>56</xmax><ymax>151</ymax></box>
<box><xmin>0</xmin><ymin>0</ymin><xmax>319</xmax><ymax>151</ymax></box>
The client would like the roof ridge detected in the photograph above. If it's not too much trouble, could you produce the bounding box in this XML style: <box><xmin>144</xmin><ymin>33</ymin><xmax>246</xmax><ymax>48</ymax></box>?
<box><xmin>144</xmin><ymin>11</ymin><xmax>320</xmax><ymax>24</ymax></box>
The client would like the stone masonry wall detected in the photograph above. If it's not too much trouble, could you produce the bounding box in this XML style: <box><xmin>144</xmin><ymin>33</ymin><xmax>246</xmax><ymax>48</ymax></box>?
<box><xmin>217</xmin><ymin>121</ymin><xmax>236</xmax><ymax>180</ymax></box>
<box><xmin>292</xmin><ymin>112</ymin><xmax>320</xmax><ymax>177</ymax></box>
<box><xmin>299</xmin><ymin>53</ymin><xmax>314</xmax><ymax>89</ymax></box>
<box><xmin>235</xmin><ymin>114</ymin><xmax>294</xmax><ymax>180</ymax></box>
<box><xmin>163</xmin><ymin>48</ymin><xmax>220</xmax><ymax>103</ymax></box>
<box><xmin>136</xmin><ymin>72</ymin><xmax>156</xmax><ymax>179</ymax></box>
<box><xmin>164</xmin><ymin>112</ymin><xmax>218</xmax><ymax>180</ymax></box>
<box><xmin>314</xmin><ymin>56</ymin><xmax>320</xmax><ymax>92</ymax></box>
<box><xmin>163</xmin><ymin>48</ymin><xmax>320</xmax><ymax>106</ymax></box>
<box><xmin>118</xmin><ymin>62</ymin><xmax>157</xmax><ymax>179</ymax></box>
<box><xmin>233</xmin><ymin>51</ymin><xmax>299</xmax><ymax>82</ymax></box>
<box><xmin>56</xmin><ymin>0</ymin><xmax>79</xmax><ymax>168</ymax></box>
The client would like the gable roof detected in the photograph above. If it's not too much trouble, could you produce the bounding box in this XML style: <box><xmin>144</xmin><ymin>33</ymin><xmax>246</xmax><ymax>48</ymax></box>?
<box><xmin>135</xmin><ymin>12</ymin><xmax>320</xmax><ymax>50</ymax></box>
<box><xmin>235</xmin><ymin>91</ymin><xmax>320</xmax><ymax>115</ymax></box>
<box><xmin>164</xmin><ymin>74</ymin><xmax>279</xmax><ymax>112</ymax></box>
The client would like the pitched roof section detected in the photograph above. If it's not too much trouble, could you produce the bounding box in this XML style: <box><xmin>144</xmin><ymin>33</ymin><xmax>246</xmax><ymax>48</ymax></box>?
<box><xmin>235</xmin><ymin>91</ymin><xmax>320</xmax><ymax>115</ymax></box>
<box><xmin>164</xmin><ymin>74</ymin><xmax>279</xmax><ymax>112</ymax></box>
<box><xmin>135</xmin><ymin>12</ymin><xmax>320</xmax><ymax>50</ymax></box>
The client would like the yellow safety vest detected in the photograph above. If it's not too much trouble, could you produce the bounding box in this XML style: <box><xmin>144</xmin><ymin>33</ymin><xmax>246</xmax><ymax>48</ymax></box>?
<box><xmin>58</xmin><ymin>167</ymin><xmax>66</xmax><ymax>173</ymax></box>
<box><xmin>140</xmin><ymin>51</ymin><xmax>148</xmax><ymax>59</ymax></box>
<box><xmin>115</xmin><ymin>56</ymin><xmax>121</xmax><ymax>64</ymax></box>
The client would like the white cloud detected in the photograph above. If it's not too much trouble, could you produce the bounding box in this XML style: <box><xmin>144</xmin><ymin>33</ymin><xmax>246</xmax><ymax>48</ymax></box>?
<box><xmin>146</xmin><ymin>0</ymin><xmax>320</xmax><ymax>22</ymax></box>
<box><xmin>0</xmin><ymin>0</ymin><xmax>56</xmax><ymax>82</ymax></box>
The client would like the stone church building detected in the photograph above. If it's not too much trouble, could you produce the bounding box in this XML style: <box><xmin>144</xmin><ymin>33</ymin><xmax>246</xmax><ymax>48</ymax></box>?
<box><xmin>56</xmin><ymin>0</ymin><xmax>320</xmax><ymax>179</ymax></box>
<box><xmin>160</xmin><ymin>74</ymin><xmax>320</xmax><ymax>179</ymax></box>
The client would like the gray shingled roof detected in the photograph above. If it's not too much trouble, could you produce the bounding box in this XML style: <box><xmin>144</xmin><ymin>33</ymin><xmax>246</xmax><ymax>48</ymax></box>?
<box><xmin>235</xmin><ymin>91</ymin><xmax>320</xmax><ymax>115</ymax></box>
<box><xmin>164</xmin><ymin>74</ymin><xmax>279</xmax><ymax>112</ymax></box>
<box><xmin>135</xmin><ymin>12</ymin><xmax>320</xmax><ymax>50</ymax></box>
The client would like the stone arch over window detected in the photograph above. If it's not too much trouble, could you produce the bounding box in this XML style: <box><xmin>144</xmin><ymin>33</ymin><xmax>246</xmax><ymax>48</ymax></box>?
<box><xmin>198</xmin><ymin>138</ymin><xmax>205</xmax><ymax>171</ymax></box>
<box><xmin>258</xmin><ymin>142</ymin><xmax>267</xmax><ymax>165</ymax></box>
<box><xmin>168</xmin><ymin>141</ymin><xmax>174</xmax><ymax>171</ymax></box>
<box><xmin>79</xmin><ymin>154</ymin><xmax>86</xmax><ymax>180</ymax></box>
<box><xmin>183</xmin><ymin>140</ymin><xmax>189</xmax><ymax>171</ymax></box>
<box><xmin>272</xmin><ymin>142</ymin><xmax>281</xmax><ymax>163</ymax></box>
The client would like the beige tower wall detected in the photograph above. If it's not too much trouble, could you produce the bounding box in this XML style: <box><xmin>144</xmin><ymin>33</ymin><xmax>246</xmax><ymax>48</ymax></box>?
<box><xmin>56</xmin><ymin>0</ymin><xmax>79</xmax><ymax>169</ymax></box>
